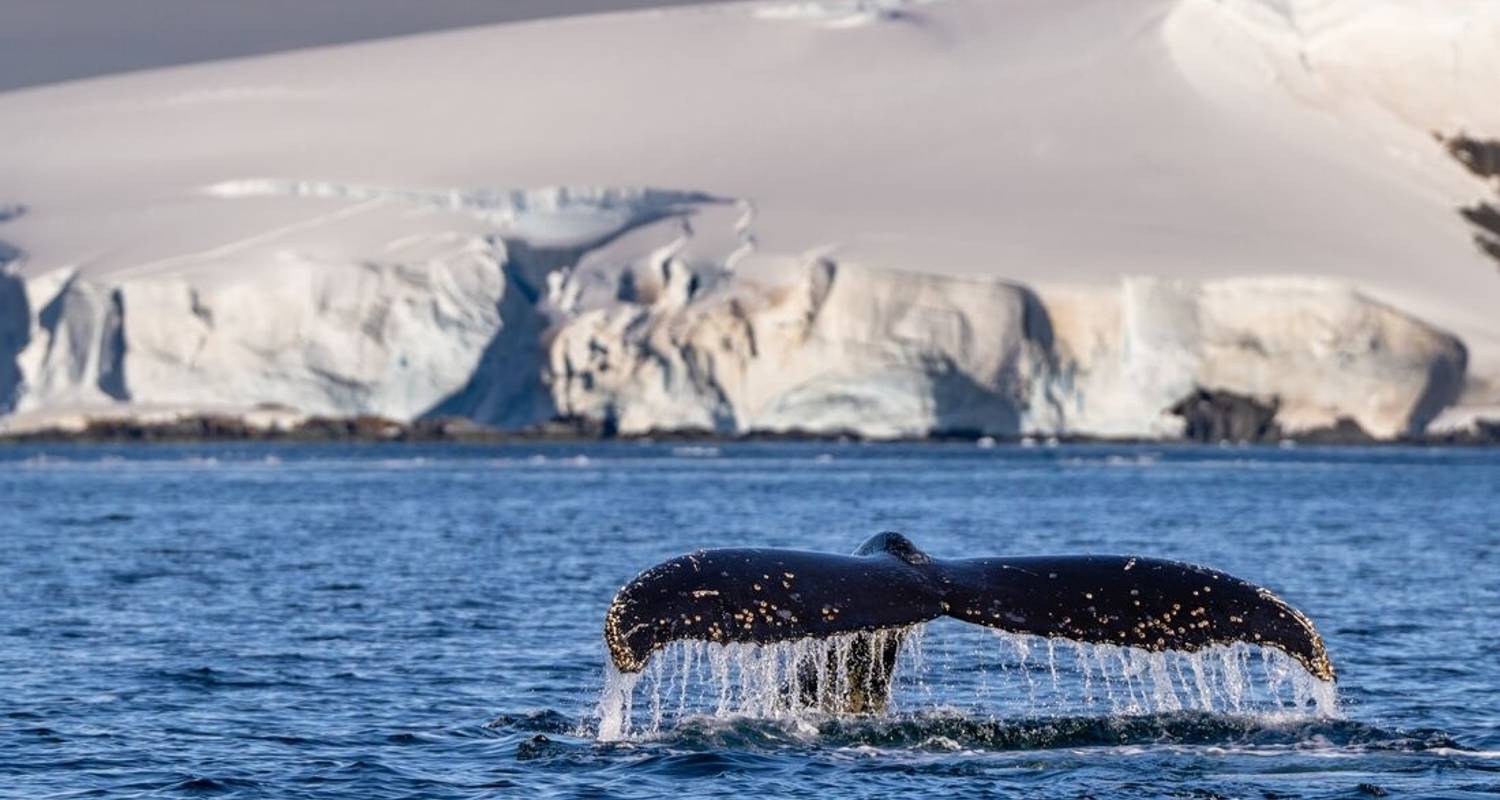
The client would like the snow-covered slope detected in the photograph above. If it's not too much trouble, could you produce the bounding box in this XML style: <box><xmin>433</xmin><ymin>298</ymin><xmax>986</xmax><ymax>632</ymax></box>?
<box><xmin>1</xmin><ymin>0</ymin><xmax>1497</xmax><ymax>438</ymax></box>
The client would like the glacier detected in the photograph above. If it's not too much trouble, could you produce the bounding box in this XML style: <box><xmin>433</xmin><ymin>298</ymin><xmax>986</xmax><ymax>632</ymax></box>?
<box><xmin>548</xmin><ymin>228</ymin><xmax>1466</xmax><ymax>440</ymax></box>
<box><xmin>0</xmin><ymin>186</ymin><xmax>722</xmax><ymax>430</ymax></box>
<box><xmin>0</xmin><ymin>183</ymin><xmax>1469</xmax><ymax>440</ymax></box>
<box><xmin>1</xmin><ymin>0</ymin><xmax>1497</xmax><ymax>440</ymax></box>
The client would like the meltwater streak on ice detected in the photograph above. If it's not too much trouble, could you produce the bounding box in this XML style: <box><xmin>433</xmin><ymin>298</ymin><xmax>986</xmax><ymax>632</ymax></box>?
<box><xmin>596</xmin><ymin>625</ymin><xmax>1337</xmax><ymax>741</ymax></box>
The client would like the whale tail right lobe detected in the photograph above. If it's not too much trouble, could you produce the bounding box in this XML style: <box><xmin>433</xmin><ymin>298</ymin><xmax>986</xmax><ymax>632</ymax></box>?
<box><xmin>933</xmin><ymin>553</ymin><xmax>1334</xmax><ymax>682</ymax></box>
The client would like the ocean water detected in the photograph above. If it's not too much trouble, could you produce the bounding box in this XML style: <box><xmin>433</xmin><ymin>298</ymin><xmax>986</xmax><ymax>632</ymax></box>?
<box><xmin>2</xmin><ymin>442</ymin><xmax>1497</xmax><ymax>799</ymax></box>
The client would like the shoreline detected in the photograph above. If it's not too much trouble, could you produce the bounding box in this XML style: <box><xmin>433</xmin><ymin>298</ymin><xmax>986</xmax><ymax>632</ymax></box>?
<box><xmin>3</xmin><ymin>413</ymin><xmax>1496</xmax><ymax>448</ymax></box>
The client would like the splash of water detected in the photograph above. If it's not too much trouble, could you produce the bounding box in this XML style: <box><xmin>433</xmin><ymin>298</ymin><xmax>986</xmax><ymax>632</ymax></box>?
<box><xmin>595</xmin><ymin>624</ymin><xmax>1336</xmax><ymax>741</ymax></box>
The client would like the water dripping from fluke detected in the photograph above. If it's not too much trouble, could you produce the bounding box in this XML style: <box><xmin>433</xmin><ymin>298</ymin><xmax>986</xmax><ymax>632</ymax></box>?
<box><xmin>594</xmin><ymin>624</ymin><xmax>1337</xmax><ymax>743</ymax></box>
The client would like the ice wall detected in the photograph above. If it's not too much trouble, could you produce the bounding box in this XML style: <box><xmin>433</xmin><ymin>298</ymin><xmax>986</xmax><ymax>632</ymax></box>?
<box><xmin>548</xmin><ymin>255</ymin><xmax>1466</xmax><ymax>439</ymax></box>
<box><xmin>0</xmin><ymin>183</ymin><xmax>1472</xmax><ymax>440</ymax></box>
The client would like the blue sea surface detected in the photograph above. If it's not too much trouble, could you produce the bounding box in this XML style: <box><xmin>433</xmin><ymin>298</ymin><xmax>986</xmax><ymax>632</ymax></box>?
<box><xmin>2</xmin><ymin>442</ymin><xmax>1497</xmax><ymax>798</ymax></box>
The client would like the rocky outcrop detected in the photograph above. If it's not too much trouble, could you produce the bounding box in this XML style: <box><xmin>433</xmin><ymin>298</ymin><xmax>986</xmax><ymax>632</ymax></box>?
<box><xmin>1446</xmin><ymin>136</ymin><xmax>1500</xmax><ymax>180</ymax></box>
<box><xmin>1295</xmin><ymin>417</ymin><xmax>1376</xmax><ymax>445</ymax></box>
<box><xmin>1444</xmin><ymin>135</ymin><xmax>1500</xmax><ymax>268</ymax></box>
<box><xmin>1425</xmin><ymin>418</ymin><xmax>1500</xmax><ymax>445</ymax></box>
<box><xmin>1169</xmin><ymin>388</ymin><xmax>1280</xmax><ymax>443</ymax></box>
<box><xmin>3</xmin><ymin>412</ymin><xmax>454</xmax><ymax>443</ymax></box>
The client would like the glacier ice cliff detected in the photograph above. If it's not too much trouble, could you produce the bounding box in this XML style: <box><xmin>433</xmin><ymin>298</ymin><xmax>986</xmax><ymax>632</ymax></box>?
<box><xmin>547</xmin><ymin>257</ymin><xmax>1467</xmax><ymax>440</ymax></box>
<box><xmin>0</xmin><ymin>185</ymin><xmax>722</xmax><ymax>430</ymax></box>
<box><xmin>0</xmin><ymin>183</ymin><xmax>1472</xmax><ymax>441</ymax></box>
<box><xmin>548</xmin><ymin>259</ymin><xmax>1059</xmax><ymax>438</ymax></box>
<box><xmin>1036</xmin><ymin>279</ymin><xmax>1466</xmax><ymax>439</ymax></box>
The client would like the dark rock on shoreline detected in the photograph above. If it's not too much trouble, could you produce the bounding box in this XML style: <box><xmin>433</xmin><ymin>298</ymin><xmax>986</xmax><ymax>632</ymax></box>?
<box><xmin>1294</xmin><ymin>417</ymin><xmax>1376</xmax><ymax>445</ymax></box>
<box><xmin>1</xmin><ymin>414</ymin><xmax>486</xmax><ymax>444</ymax></box>
<box><xmin>1168</xmin><ymin>388</ymin><xmax>1281</xmax><ymax>444</ymax></box>
<box><xmin>1418</xmin><ymin>418</ymin><xmax>1500</xmax><ymax>446</ymax></box>
<box><xmin>3</xmin><ymin>409</ymin><xmax>1498</xmax><ymax>447</ymax></box>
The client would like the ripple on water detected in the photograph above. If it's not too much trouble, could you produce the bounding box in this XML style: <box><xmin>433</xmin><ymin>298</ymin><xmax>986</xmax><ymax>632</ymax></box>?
<box><xmin>4</xmin><ymin>442</ymin><xmax>1496</xmax><ymax>799</ymax></box>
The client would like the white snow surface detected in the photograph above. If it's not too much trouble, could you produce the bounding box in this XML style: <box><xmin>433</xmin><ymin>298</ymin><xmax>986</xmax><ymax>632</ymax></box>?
<box><xmin>1</xmin><ymin>0</ymin><xmax>1498</xmax><ymax>437</ymax></box>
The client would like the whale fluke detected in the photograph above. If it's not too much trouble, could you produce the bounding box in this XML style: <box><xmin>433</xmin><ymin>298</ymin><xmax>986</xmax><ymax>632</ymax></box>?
<box><xmin>604</xmin><ymin>533</ymin><xmax>1334</xmax><ymax>698</ymax></box>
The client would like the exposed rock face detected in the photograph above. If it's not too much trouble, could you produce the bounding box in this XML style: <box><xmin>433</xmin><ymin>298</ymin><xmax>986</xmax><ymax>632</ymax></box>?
<box><xmin>1295</xmin><ymin>417</ymin><xmax>1376</xmax><ymax>445</ymax></box>
<box><xmin>1431</xmin><ymin>418</ymin><xmax>1500</xmax><ymax>445</ymax></box>
<box><xmin>1446</xmin><ymin>136</ymin><xmax>1500</xmax><ymax>180</ymax></box>
<box><xmin>1169</xmin><ymin>388</ymin><xmax>1280</xmax><ymax>443</ymax></box>
<box><xmin>1445</xmin><ymin>136</ymin><xmax>1500</xmax><ymax>268</ymax></box>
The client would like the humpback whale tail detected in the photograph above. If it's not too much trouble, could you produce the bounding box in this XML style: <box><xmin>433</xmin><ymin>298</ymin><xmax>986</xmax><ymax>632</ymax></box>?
<box><xmin>604</xmin><ymin>533</ymin><xmax>1333</xmax><ymax>712</ymax></box>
